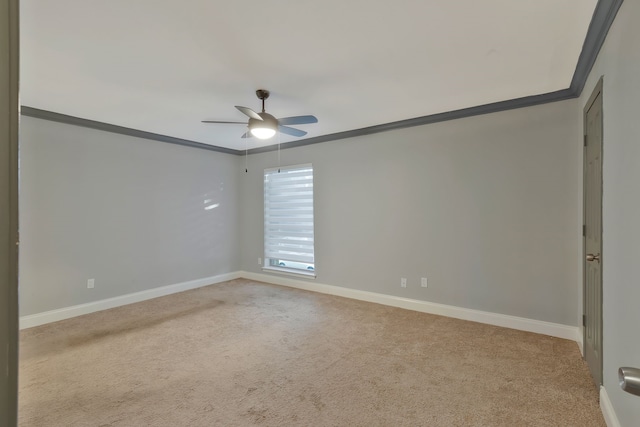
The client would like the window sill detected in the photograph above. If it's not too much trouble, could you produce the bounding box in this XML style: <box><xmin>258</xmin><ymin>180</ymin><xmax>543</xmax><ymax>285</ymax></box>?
<box><xmin>262</xmin><ymin>266</ymin><xmax>316</xmax><ymax>279</ymax></box>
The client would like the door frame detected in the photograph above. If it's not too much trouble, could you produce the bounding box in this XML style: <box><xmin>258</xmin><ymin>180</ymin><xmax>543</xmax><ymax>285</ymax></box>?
<box><xmin>583</xmin><ymin>76</ymin><xmax>604</xmax><ymax>387</ymax></box>
<box><xmin>0</xmin><ymin>0</ymin><xmax>20</xmax><ymax>424</ymax></box>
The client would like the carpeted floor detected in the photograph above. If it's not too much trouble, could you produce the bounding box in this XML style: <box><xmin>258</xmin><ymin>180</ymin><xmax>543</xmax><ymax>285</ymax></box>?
<box><xmin>19</xmin><ymin>279</ymin><xmax>605</xmax><ymax>426</ymax></box>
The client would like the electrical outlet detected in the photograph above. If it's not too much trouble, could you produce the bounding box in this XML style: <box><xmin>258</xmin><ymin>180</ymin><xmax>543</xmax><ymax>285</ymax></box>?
<box><xmin>87</xmin><ymin>278</ymin><xmax>95</xmax><ymax>289</ymax></box>
<box><xmin>401</xmin><ymin>278</ymin><xmax>407</xmax><ymax>288</ymax></box>
<box><xmin>421</xmin><ymin>277</ymin><xmax>428</xmax><ymax>288</ymax></box>
<box><xmin>258</xmin><ymin>257</ymin><xmax>262</xmax><ymax>265</ymax></box>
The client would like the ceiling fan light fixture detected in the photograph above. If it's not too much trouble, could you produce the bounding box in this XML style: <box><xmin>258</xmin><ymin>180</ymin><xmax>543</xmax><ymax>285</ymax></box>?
<box><xmin>248</xmin><ymin>113</ymin><xmax>278</xmax><ymax>139</ymax></box>
<box><xmin>250</xmin><ymin>126</ymin><xmax>276</xmax><ymax>139</ymax></box>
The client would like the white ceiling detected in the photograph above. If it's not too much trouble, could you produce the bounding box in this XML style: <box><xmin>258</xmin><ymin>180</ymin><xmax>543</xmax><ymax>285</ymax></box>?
<box><xmin>20</xmin><ymin>0</ymin><xmax>598</xmax><ymax>150</ymax></box>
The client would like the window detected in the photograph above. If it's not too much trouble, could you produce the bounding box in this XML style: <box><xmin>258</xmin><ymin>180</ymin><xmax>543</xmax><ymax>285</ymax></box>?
<box><xmin>263</xmin><ymin>164</ymin><xmax>315</xmax><ymax>277</ymax></box>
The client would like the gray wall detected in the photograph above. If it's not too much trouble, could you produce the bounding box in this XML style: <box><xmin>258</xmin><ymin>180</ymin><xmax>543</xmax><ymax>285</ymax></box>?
<box><xmin>241</xmin><ymin>99</ymin><xmax>582</xmax><ymax>326</ymax></box>
<box><xmin>580</xmin><ymin>0</ymin><xmax>640</xmax><ymax>423</ymax></box>
<box><xmin>19</xmin><ymin>117</ymin><xmax>242</xmax><ymax>316</ymax></box>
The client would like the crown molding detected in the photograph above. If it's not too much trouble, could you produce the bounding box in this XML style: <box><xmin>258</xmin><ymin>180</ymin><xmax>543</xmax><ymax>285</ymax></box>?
<box><xmin>20</xmin><ymin>106</ymin><xmax>238</xmax><ymax>155</ymax></box>
<box><xmin>570</xmin><ymin>0</ymin><xmax>623</xmax><ymax>95</ymax></box>
<box><xmin>248</xmin><ymin>89</ymin><xmax>575</xmax><ymax>154</ymax></box>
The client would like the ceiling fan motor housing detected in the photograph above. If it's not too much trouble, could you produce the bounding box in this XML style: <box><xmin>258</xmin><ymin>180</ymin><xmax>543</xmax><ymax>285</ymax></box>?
<box><xmin>249</xmin><ymin>112</ymin><xmax>278</xmax><ymax>138</ymax></box>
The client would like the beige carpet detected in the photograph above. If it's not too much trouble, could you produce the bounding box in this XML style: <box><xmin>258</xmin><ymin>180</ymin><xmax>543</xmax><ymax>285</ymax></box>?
<box><xmin>19</xmin><ymin>279</ymin><xmax>605</xmax><ymax>426</ymax></box>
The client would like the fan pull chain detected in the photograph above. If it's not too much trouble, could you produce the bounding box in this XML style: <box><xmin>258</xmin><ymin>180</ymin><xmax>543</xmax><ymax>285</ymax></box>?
<box><xmin>277</xmin><ymin>131</ymin><xmax>281</xmax><ymax>173</ymax></box>
<box><xmin>245</xmin><ymin>137</ymin><xmax>248</xmax><ymax>173</ymax></box>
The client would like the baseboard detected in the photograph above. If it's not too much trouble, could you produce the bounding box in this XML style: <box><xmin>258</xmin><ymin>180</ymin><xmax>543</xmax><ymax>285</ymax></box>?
<box><xmin>19</xmin><ymin>272</ymin><xmax>241</xmax><ymax>329</ymax></box>
<box><xmin>239</xmin><ymin>271</ymin><xmax>580</xmax><ymax>342</ymax></box>
<box><xmin>21</xmin><ymin>270</ymin><xmax>581</xmax><ymax>344</ymax></box>
<box><xmin>600</xmin><ymin>386</ymin><xmax>621</xmax><ymax>427</ymax></box>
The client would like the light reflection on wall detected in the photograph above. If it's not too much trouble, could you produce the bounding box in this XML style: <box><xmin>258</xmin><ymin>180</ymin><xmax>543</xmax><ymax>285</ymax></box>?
<box><xmin>181</xmin><ymin>181</ymin><xmax>231</xmax><ymax>264</ymax></box>
<box><xmin>203</xmin><ymin>199</ymin><xmax>220</xmax><ymax>211</ymax></box>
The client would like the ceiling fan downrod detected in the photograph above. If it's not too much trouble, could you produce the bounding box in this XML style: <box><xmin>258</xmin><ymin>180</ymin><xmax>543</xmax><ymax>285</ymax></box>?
<box><xmin>256</xmin><ymin>89</ymin><xmax>269</xmax><ymax>113</ymax></box>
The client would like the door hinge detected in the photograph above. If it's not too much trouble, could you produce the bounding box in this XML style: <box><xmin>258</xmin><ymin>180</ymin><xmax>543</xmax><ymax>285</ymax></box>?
<box><xmin>584</xmin><ymin>135</ymin><xmax>588</xmax><ymax>147</ymax></box>
<box><xmin>583</xmin><ymin>225</ymin><xmax>586</xmax><ymax>236</ymax></box>
<box><xmin>583</xmin><ymin>314</ymin><xmax>586</xmax><ymax>327</ymax></box>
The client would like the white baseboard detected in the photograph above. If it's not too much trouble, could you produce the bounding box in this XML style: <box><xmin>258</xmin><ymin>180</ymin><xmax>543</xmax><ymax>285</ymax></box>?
<box><xmin>19</xmin><ymin>272</ymin><xmax>241</xmax><ymax>329</ymax></box>
<box><xmin>600</xmin><ymin>386</ymin><xmax>621</xmax><ymax>427</ymax></box>
<box><xmin>21</xmin><ymin>270</ymin><xmax>580</xmax><ymax>345</ymax></box>
<box><xmin>239</xmin><ymin>271</ymin><xmax>580</xmax><ymax>342</ymax></box>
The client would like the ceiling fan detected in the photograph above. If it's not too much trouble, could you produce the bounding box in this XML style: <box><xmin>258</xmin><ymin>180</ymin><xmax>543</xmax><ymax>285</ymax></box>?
<box><xmin>202</xmin><ymin>89</ymin><xmax>318</xmax><ymax>140</ymax></box>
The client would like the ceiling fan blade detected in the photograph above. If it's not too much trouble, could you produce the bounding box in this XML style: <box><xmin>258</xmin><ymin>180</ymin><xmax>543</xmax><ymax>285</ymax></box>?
<box><xmin>201</xmin><ymin>120</ymin><xmax>247</xmax><ymax>124</ymax></box>
<box><xmin>241</xmin><ymin>131</ymin><xmax>253</xmax><ymax>139</ymax></box>
<box><xmin>278</xmin><ymin>125</ymin><xmax>307</xmax><ymax>137</ymax></box>
<box><xmin>235</xmin><ymin>106</ymin><xmax>262</xmax><ymax>120</ymax></box>
<box><xmin>277</xmin><ymin>115</ymin><xmax>318</xmax><ymax>126</ymax></box>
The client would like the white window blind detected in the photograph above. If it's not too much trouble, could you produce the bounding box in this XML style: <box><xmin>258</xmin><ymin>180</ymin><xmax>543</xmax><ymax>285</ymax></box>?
<box><xmin>264</xmin><ymin>164</ymin><xmax>314</xmax><ymax>268</ymax></box>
